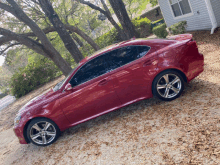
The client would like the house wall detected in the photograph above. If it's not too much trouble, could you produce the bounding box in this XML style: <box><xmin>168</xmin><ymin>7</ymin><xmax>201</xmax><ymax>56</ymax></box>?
<box><xmin>140</xmin><ymin>6</ymin><xmax>163</xmax><ymax>22</ymax></box>
<box><xmin>210</xmin><ymin>0</ymin><xmax>220</xmax><ymax>27</ymax></box>
<box><xmin>158</xmin><ymin>0</ymin><xmax>212</xmax><ymax>31</ymax></box>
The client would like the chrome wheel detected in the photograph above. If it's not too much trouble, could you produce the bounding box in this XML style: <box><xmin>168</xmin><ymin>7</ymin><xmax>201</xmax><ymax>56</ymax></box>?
<box><xmin>156</xmin><ymin>73</ymin><xmax>182</xmax><ymax>99</ymax></box>
<box><xmin>30</xmin><ymin>121</ymin><xmax>56</xmax><ymax>145</ymax></box>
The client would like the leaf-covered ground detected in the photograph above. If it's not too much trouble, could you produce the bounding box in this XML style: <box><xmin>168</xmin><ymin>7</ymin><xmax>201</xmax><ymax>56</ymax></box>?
<box><xmin>0</xmin><ymin>30</ymin><xmax>220</xmax><ymax>165</ymax></box>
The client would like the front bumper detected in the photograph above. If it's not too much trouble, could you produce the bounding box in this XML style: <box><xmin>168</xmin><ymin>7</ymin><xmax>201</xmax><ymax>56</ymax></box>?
<box><xmin>13</xmin><ymin>125</ymin><xmax>28</xmax><ymax>144</ymax></box>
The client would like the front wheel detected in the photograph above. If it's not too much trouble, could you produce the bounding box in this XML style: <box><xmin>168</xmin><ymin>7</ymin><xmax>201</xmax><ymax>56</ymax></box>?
<box><xmin>26</xmin><ymin>118</ymin><xmax>60</xmax><ymax>146</ymax></box>
<box><xmin>152</xmin><ymin>70</ymin><xmax>184</xmax><ymax>101</ymax></box>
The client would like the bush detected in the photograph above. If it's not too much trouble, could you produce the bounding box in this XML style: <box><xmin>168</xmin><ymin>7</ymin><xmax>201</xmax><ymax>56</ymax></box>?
<box><xmin>79</xmin><ymin>28</ymin><xmax>119</xmax><ymax>58</ymax></box>
<box><xmin>152</xmin><ymin>23</ymin><xmax>168</xmax><ymax>38</ymax></box>
<box><xmin>168</xmin><ymin>21</ymin><xmax>187</xmax><ymax>35</ymax></box>
<box><xmin>132</xmin><ymin>16</ymin><xmax>152</xmax><ymax>37</ymax></box>
<box><xmin>96</xmin><ymin>28</ymin><xmax>119</xmax><ymax>48</ymax></box>
<box><xmin>10</xmin><ymin>58</ymin><xmax>61</xmax><ymax>98</ymax></box>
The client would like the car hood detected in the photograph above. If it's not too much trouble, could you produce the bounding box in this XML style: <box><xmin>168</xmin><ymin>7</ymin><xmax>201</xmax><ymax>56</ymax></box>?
<box><xmin>17</xmin><ymin>88</ymin><xmax>55</xmax><ymax>115</ymax></box>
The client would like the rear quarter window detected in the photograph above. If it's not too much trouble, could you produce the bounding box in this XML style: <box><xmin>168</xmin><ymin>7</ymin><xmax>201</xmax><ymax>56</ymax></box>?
<box><xmin>136</xmin><ymin>45</ymin><xmax>151</xmax><ymax>58</ymax></box>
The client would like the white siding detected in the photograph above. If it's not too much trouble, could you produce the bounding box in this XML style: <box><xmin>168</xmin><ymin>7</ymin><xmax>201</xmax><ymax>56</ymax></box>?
<box><xmin>158</xmin><ymin>0</ymin><xmax>212</xmax><ymax>31</ymax></box>
<box><xmin>210</xmin><ymin>0</ymin><xmax>220</xmax><ymax>26</ymax></box>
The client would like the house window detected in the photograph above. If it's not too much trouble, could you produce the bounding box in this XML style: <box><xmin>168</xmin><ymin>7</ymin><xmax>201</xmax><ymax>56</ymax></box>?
<box><xmin>169</xmin><ymin>0</ymin><xmax>192</xmax><ymax>17</ymax></box>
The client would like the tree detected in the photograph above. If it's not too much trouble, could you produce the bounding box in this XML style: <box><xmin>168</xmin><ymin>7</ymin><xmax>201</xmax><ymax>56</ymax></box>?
<box><xmin>108</xmin><ymin>0</ymin><xmax>139</xmax><ymax>39</ymax></box>
<box><xmin>0</xmin><ymin>0</ymin><xmax>100</xmax><ymax>76</ymax></box>
<box><xmin>0</xmin><ymin>0</ymin><xmax>72</xmax><ymax>76</ymax></box>
<box><xmin>78</xmin><ymin>0</ymin><xmax>128</xmax><ymax>40</ymax></box>
<box><xmin>124</xmin><ymin>0</ymin><xmax>149</xmax><ymax>19</ymax></box>
<box><xmin>53</xmin><ymin>0</ymin><xmax>100</xmax><ymax>50</ymax></box>
<box><xmin>150</xmin><ymin>0</ymin><xmax>158</xmax><ymax>6</ymax></box>
<box><xmin>38</xmin><ymin>0</ymin><xmax>84</xmax><ymax>63</ymax></box>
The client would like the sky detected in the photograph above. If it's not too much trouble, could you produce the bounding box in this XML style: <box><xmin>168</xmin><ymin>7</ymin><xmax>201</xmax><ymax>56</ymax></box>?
<box><xmin>0</xmin><ymin>56</ymin><xmax>5</xmax><ymax>66</ymax></box>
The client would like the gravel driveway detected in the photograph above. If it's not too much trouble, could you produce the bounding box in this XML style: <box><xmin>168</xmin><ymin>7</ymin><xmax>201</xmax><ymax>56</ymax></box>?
<box><xmin>0</xmin><ymin>31</ymin><xmax>220</xmax><ymax>165</ymax></box>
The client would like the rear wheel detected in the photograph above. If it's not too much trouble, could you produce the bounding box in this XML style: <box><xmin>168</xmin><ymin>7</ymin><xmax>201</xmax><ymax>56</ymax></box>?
<box><xmin>152</xmin><ymin>70</ymin><xmax>184</xmax><ymax>101</ymax></box>
<box><xmin>27</xmin><ymin>118</ymin><xmax>60</xmax><ymax>146</ymax></box>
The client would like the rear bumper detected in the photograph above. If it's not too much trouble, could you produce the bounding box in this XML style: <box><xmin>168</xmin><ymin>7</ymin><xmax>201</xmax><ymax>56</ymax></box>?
<box><xmin>13</xmin><ymin>125</ymin><xmax>28</xmax><ymax>144</ymax></box>
<box><xmin>186</xmin><ymin>53</ymin><xmax>204</xmax><ymax>82</ymax></box>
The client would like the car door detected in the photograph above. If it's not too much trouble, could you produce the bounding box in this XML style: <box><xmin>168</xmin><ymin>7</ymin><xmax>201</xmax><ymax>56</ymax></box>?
<box><xmin>105</xmin><ymin>45</ymin><xmax>156</xmax><ymax>105</ymax></box>
<box><xmin>59</xmin><ymin>54</ymin><xmax>121</xmax><ymax>125</ymax></box>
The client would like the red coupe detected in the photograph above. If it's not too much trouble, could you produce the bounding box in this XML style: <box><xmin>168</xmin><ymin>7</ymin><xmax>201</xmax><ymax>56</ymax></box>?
<box><xmin>14</xmin><ymin>34</ymin><xmax>204</xmax><ymax>146</ymax></box>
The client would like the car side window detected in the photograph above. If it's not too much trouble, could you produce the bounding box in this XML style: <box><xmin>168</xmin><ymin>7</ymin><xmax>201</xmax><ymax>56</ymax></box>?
<box><xmin>105</xmin><ymin>46</ymin><xmax>137</xmax><ymax>70</ymax></box>
<box><xmin>70</xmin><ymin>55</ymin><xmax>109</xmax><ymax>87</ymax></box>
<box><xmin>136</xmin><ymin>46</ymin><xmax>151</xmax><ymax>58</ymax></box>
<box><xmin>106</xmin><ymin>45</ymin><xmax>150</xmax><ymax>70</ymax></box>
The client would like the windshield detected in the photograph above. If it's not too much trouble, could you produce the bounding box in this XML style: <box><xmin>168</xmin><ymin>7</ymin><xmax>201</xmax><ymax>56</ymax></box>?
<box><xmin>53</xmin><ymin>67</ymin><xmax>78</xmax><ymax>92</ymax></box>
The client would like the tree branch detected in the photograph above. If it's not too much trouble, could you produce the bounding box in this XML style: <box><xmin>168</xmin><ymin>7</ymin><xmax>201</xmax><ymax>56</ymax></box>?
<box><xmin>77</xmin><ymin>0</ymin><xmax>126</xmax><ymax>40</ymax></box>
<box><xmin>23</xmin><ymin>26</ymin><xmax>55</xmax><ymax>37</ymax></box>
<box><xmin>0</xmin><ymin>27</ymin><xmax>50</xmax><ymax>58</ymax></box>
<box><xmin>0</xmin><ymin>36</ymin><xmax>13</xmax><ymax>45</ymax></box>
<box><xmin>23</xmin><ymin>25</ymin><xmax>99</xmax><ymax>50</ymax></box>
<box><xmin>0</xmin><ymin>2</ymin><xmax>16</xmax><ymax>15</ymax></box>
<box><xmin>0</xmin><ymin>24</ymin><xmax>99</xmax><ymax>51</ymax></box>
<box><xmin>31</xmin><ymin>0</ymin><xmax>40</xmax><ymax>5</ymax></box>
<box><xmin>0</xmin><ymin>43</ymin><xmax>21</xmax><ymax>55</ymax></box>
<box><xmin>78</xmin><ymin>0</ymin><xmax>107</xmax><ymax>15</ymax></box>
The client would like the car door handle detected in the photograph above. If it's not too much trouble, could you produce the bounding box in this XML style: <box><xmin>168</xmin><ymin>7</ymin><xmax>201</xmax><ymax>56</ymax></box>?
<box><xmin>98</xmin><ymin>79</ymin><xmax>108</xmax><ymax>86</ymax></box>
<box><xmin>143</xmin><ymin>60</ymin><xmax>153</xmax><ymax>67</ymax></box>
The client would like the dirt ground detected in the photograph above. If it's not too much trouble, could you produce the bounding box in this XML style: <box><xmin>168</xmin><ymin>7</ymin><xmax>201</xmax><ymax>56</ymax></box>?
<box><xmin>0</xmin><ymin>30</ymin><xmax>220</xmax><ymax>165</ymax></box>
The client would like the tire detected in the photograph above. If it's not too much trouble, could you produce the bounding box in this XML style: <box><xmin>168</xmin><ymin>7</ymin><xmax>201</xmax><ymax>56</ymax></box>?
<box><xmin>152</xmin><ymin>70</ymin><xmax>184</xmax><ymax>101</ymax></box>
<box><xmin>26</xmin><ymin>118</ymin><xmax>60</xmax><ymax>146</ymax></box>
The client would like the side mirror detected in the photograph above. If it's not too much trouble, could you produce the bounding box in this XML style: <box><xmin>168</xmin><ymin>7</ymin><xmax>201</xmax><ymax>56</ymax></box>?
<box><xmin>64</xmin><ymin>83</ymin><xmax>73</xmax><ymax>92</ymax></box>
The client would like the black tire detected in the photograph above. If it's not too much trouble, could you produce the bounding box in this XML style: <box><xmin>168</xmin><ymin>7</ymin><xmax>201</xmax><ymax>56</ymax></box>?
<box><xmin>26</xmin><ymin>118</ymin><xmax>60</xmax><ymax>146</ymax></box>
<box><xmin>152</xmin><ymin>70</ymin><xmax>184</xmax><ymax>101</ymax></box>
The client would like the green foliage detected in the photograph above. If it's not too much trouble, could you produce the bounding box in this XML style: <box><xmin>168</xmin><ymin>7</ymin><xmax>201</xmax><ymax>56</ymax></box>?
<box><xmin>132</xmin><ymin>16</ymin><xmax>152</xmax><ymax>37</ymax></box>
<box><xmin>96</xmin><ymin>28</ymin><xmax>120</xmax><ymax>48</ymax></box>
<box><xmin>0</xmin><ymin>65</ymin><xmax>12</xmax><ymax>94</ymax></box>
<box><xmin>150</xmin><ymin>0</ymin><xmax>158</xmax><ymax>6</ymax></box>
<box><xmin>79</xmin><ymin>28</ymin><xmax>119</xmax><ymax>58</ymax></box>
<box><xmin>123</xmin><ymin>0</ymin><xmax>148</xmax><ymax>17</ymax></box>
<box><xmin>168</xmin><ymin>21</ymin><xmax>187</xmax><ymax>35</ymax></box>
<box><xmin>80</xmin><ymin>17</ymin><xmax>152</xmax><ymax>58</ymax></box>
<box><xmin>152</xmin><ymin>23</ymin><xmax>168</xmax><ymax>38</ymax></box>
<box><xmin>138</xmin><ymin>1</ymin><xmax>150</xmax><ymax>14</ymax></box>
<box><xmin>10</xmin><ymin>58</ymin><xmax>61</xmax><ymax>98</ymax></box>
<box><xmin>89</xmin><ymin>17</ymin><xmax>102</xmax><ymax>31</ymax></box>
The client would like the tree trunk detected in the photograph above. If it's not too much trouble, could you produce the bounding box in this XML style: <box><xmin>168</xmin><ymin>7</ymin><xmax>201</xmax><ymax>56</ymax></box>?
<box><xmin>38</xmin><ymin>0</ymin><xmax>84</xmax><ymax>63</ymax></box>
<box><xmin>65</xmin><ymin>25</ymin><xmax>100</xmax><ymax>51</ymax></box>
<box><xmin>100</xmin><ymin>0</ymin><xmax>127</xmax><ymax>40</ymax></box>
<box><xmin>49</xmin><ymin>52</ymin><xmax>72</xmax><ymax>76</ymax></box>
<box><xmin>108</xmin><ymin>0</ymin><xmax>139</xmax><ymax>39</ymax></box>
<box><xmin>79</xmin><ymin>0</ymin><xmax>127</xmax><ymax>41</ymax></box>
<box><xmin>104</xmin><ymin>13</ymin><xmax>128</xmax><ymax>40</ymax></box>
<box><xmin>72</xmin><ymin>33</ymin><xmax>84</xmax><ymax>47</ymax></box>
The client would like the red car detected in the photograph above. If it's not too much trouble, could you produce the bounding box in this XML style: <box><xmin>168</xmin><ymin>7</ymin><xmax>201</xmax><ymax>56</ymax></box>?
<box><xmin>14</xmin><ymin>34</ymin><xmax>204</xmax><ymax>146</ymax></box>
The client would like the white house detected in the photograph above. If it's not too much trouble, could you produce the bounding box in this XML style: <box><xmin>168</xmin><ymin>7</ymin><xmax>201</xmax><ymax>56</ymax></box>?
<box><xmin>158</xmin><ymin>0</ymin><xmax>220</xmax><ymax>34</ymax></box>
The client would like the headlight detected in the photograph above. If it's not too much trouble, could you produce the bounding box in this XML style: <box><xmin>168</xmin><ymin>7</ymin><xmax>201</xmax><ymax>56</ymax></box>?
<box><xmin>14</xmin><ymin>116</ymin><xmax>21</xmax><ymax>126</ymax></box>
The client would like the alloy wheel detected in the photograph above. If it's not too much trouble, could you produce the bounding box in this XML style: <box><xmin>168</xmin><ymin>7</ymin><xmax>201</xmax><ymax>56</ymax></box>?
<box><xmin>30</xmin><ymin>121</ymin><xmax>56</xmax><ymax>145</ymax></box>
<box><xmin>156</xmin><ymin>73</ymin><xmax>182</xmax><ymax>99</ymax></box>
